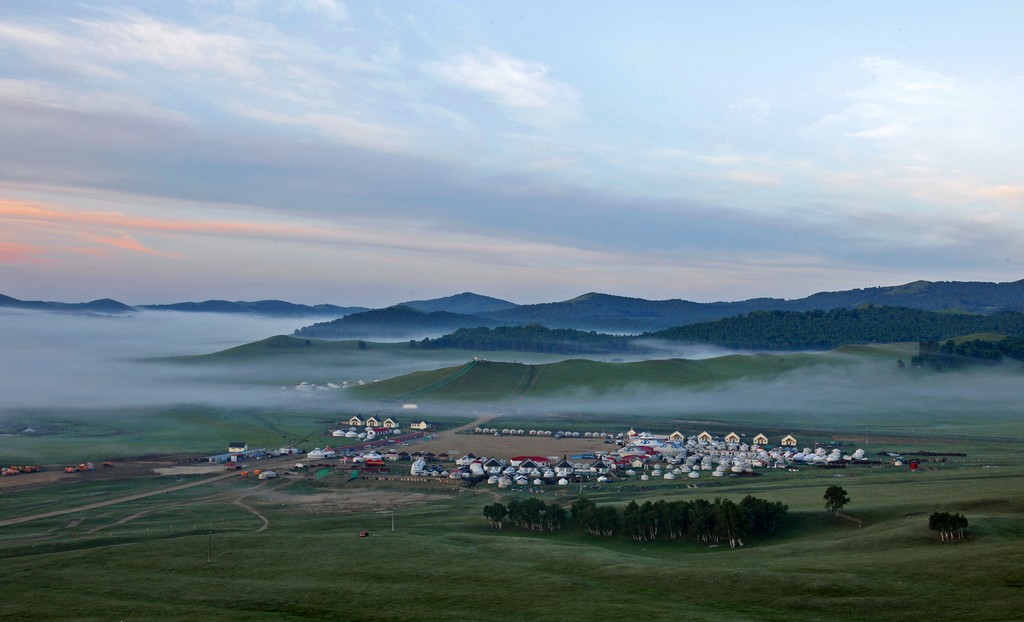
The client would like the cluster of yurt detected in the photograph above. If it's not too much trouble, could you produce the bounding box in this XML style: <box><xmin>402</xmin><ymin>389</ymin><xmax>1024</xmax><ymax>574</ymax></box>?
<box><xmin>305</xmin><ymin>447</ymin><xmax>337</xmax><ymax>460</ymax></box>
<box><xmin>331</xmin><ymin>427</ymin><xmax>362</xmax><ymax>438</ymax></box>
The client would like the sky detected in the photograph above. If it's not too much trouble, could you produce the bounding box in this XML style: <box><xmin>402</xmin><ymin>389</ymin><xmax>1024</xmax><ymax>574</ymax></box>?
<box><xmin>1</xmin><ymin>1</ymin><xmax>1023</xmax><ymax>307</ymax></box>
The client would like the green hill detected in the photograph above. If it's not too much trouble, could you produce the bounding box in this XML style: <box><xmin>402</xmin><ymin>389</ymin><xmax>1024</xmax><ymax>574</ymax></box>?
<box><xmin>294</xmin><ymin>305</ymin><xmax>503</xmax><ymax>339</ymax></box>
<box><xmin>419</xmin><ymin>324</ymin><xmax>637</xmax><ymax>354</ymax></box>
<box><xmin>167</xmin><ymin>335</ymin><xmax>379</xmax><ymax>362</ymax></box>
<box><xmin>350</xmin><ymin>353</ymin><xmax>846</xmax><ymax>402</ymax></box>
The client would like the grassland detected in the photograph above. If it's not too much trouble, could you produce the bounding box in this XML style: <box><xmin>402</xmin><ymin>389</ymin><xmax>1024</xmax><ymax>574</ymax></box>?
<box><xmin>0</xmin><ymin>450</ymin><xmax>1021</xmax><ymax>621</ymax></box>
<box><xmin>2</xmin><ymin>335</ymin><xmax>1022</xmax><ymax>620</ymax></box>
<box><xmin>350</xmin><ymin>351</ymin><xmax>856</xmax><ymax>402</ymax></box>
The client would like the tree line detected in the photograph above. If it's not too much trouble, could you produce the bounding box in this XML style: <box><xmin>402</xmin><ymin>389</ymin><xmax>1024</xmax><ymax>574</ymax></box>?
<box><xmin>644</xmin><ymin>306</ymin><xmax>1024</xmax><ymax>351</ymax></box>
<box><xmin>419</xmin><ymin>324</ymin><xmax>637</xmax><ymax>354</ymax></box>
<box><xmin>911</xmin><ymin>337</ymin><xmax>1024</xmax><ymax>370</ymax></box>
<box><xmin>417</xmin><ymin>307</ymin><xmax>1024</xmax><ymax>353</ymax></box>
<box><xmin>483</xmin><ymin>495</ymin><xmax>788</xmax><ymax>549</ymax></box>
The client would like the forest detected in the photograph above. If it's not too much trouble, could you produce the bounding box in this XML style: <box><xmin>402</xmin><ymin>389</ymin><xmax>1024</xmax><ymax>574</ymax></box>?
<box><xmin>416</xmin><ymin>306</ymin><xmax>1024</xmax><ymax>353</ymax></box>
<box><xmin>911</xmin><ymin>336</ymin><xmax>1024</xmax><ymax>369</ymax></box>
<box><xmin>418</xmin><ymin>324</ymin><xmax>636</xmax><ymax>354</ymax></box>
<box><xmin>644</xmin><ymin>306</ymin><xmax>1024</xmax><ymax>350</ymax></box>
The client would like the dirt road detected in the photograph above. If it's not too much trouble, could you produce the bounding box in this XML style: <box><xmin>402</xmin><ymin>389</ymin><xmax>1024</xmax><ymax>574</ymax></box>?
<box><xmin>0</xmin><ymin>471</ymin><xmax>240</xmax><ymax>528</ymax></box>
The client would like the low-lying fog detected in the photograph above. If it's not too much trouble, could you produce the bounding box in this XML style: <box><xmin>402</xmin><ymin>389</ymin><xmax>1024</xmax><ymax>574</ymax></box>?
<box><xmin>0</xmin><ymin>309</ymin><xmax>306</xmax><ymax>412</ymax></box>
<box><xmin>3</xmin><ymin>309</ymin><xmax>1021</xmax><ymax>435</ymax></box>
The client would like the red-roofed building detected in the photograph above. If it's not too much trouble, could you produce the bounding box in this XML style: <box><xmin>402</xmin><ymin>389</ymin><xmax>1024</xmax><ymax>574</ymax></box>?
<box><xmin>509</xmin><ymin>455</ymin><xmax>551</xmax><ymax>467</ymax></box>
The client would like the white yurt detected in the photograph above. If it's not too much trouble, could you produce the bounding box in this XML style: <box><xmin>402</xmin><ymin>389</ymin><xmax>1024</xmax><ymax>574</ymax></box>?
<box><xmin>557</xmin><ymin>478</ymin><xmax>569</xmax><ymax>486</ymax></box>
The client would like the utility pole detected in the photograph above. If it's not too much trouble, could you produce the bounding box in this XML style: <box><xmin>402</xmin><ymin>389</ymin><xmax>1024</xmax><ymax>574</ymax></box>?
<box><xmin>391</xmin><ymin>509</ymin><xmax>395</xmax><ymax>532</ymax></box>
<box><xmin>207</xmin><ymin>530</ymin><xmax>212</xmax><ymax>563</ymax></box>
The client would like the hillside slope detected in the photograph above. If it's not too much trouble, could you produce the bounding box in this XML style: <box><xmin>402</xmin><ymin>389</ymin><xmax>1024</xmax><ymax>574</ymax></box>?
<box><xmin>350</xmin><ymin>354</ymin><xmax>847</xmax><ymax>402</ymax></box>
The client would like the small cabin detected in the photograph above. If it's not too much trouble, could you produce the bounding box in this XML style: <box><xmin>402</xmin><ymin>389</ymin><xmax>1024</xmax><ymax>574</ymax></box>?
<box><xmin>382</xmin><ymin>417</ymin><xmax>400</xmax><ymax>429</ymax></box>
<box><xmin>780</xmin><ymin>434</ymin><xmax>798</xmax><ymax>447</ymax></box>
<box><xmin>364</xmin><ymin>416</ymin><xmax>380</xmax><ymax>427</ymax></box>
<box><xmin>348</xmin><ymin>415</ymin><xmax>364</xmax><ymax>427</ymax></box>
<box><xmin>697</xmin><ymin>431</ymin><xmax>713</xmax><ymax>443</ymax></box>
<box><xmin>753</xmin><ymin>433</ymin><xmax>769</xmax><ymax>445</ymax></box>
<box><xmin>724</xmin><ymin>432</ymin><xmax>741</xmax><ymax>444</ymax></box>
<box><xmin>668</xmin><ymin>430</ymin><xmax>685</xmax><ymax>441</ymax></box>
<box><xmin>228</xmin><ymin>442</ymin><xmax>247</xmax><ymax>453</ymax></box>
<box><xmin>410</xmin><ymin>420</ymin><xmax>429</xmax><ymax>430</ymax></box>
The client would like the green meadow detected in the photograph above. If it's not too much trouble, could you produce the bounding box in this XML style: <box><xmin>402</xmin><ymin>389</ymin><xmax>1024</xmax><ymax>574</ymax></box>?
<box><xmin>1</xmin><ymin>337</ymin><xmax>1022</xmax><ymax>620</ymax></box>
<box><xmin>0</xmin><ymin>454</ymin><xmax>1021</xmax><ymax>621</ymax></box>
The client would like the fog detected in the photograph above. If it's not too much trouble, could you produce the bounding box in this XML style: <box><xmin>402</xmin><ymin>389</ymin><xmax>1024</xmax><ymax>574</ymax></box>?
<box><xmin>0</xmin><ymin>309</ymin><xmax>310</xmax><ymax>412</ymax></box>
<box><xmin>340</xmin><ymin>352</ymin><xmax>1024</xmax><ymax>436</ymax></box>
<box><xmin>4</xmin><ymin>309</ymin><xmax>1021</xmax><ymax>438</ymax></box>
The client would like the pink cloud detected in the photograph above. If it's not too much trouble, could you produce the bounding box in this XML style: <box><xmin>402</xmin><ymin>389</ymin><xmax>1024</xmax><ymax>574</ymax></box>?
<box><xmin>0</xmin><ymin>242</ymin><xmax>47</xmax><ymax>264</ymax></box>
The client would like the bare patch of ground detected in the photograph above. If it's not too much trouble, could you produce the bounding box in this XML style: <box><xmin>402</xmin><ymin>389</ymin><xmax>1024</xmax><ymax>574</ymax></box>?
<box><xmin>152</xmin><ymin>464</ymin><xmax>226</xmax><ymax>476</ymax></box>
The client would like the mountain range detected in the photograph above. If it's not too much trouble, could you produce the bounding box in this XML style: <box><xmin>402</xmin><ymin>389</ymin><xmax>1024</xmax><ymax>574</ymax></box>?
<box><xmin>4</xmin><ymin>279</ymin><xmax>1024</xmax><ymax>334</ymax></box>
<box><xmin>294</xmin><ymin>279</ymin><xmax>1024</xmax><ymax>337</ymax></box>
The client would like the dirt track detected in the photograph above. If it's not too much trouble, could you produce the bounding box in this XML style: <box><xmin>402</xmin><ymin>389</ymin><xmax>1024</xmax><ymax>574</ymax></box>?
<box><xmin>0</xmin><ymin>471</ymin><xmax>239</xmax><ymax>528</ymax></box>
<box><xmin>409</xmin><ymin>414</ymin><xmax>613</xmax><ymax>458</ymax></box>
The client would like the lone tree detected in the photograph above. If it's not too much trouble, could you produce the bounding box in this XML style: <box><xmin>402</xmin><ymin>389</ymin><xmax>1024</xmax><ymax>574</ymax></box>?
<box><xmin>824</xmin><ymin>485</ymin><xmax>850</xmax><ymax>516</ymax></box>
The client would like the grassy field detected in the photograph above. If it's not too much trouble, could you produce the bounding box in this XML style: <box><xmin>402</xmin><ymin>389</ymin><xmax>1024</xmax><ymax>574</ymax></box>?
<box><xmin>2</xmin><ymin>336</ymin><xmax>1021</xmax><ymax>619</ymax></box>
<box><xmin>0</xmin><ymin>454</ymin><xmax>1021</xmax><ymax>621</ymax></box>
<box><xmin>350</xmin><ymin>352</ymin><xmax>855</xmax><ymax>401</ymax></box>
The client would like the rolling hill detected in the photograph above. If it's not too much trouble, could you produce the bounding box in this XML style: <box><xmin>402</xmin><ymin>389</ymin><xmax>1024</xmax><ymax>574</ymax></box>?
<box><xmin>293</xmin><ymin>305</ymin><xmax>505</xmax><ymax>339</ymax></box>
<box><xmin>349</xmin><ymin>354</ymin><xmax>847</xmax><ymax>402</ymax></box>
<box><xmin>139</xmin><ymin>299</ymin><xmax>366</xmax><ymax>317</ymax></box>
<box><xmin>0</xmin><ymin>293</ymin><xmax>135</xmax><ymax>313</ymax></box>
<box><xmin>399</xmin><ymin>292</ymin><xmax>518</xmax><ymax>314</ymax></box>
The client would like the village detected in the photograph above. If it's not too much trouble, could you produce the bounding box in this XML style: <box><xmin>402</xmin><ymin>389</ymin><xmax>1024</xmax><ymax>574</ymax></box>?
<box><xmin>198</xmin><ymin>415</ymin><xmax>909</xmax><ymax>489</ymax></box>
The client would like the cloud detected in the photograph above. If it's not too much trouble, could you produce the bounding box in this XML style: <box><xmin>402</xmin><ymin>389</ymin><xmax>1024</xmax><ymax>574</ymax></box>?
<box><xmin>289</xmin><ymin>0</ymin><xmax>348</xmax><ymax>22</ymax></box>
<box><xmin>426</xmin><ymin>49</ymin><xmax>580</xmax><ymax>122</ymax></box>
<box><xmin>229</xmin><ymin>105</ymin><xmax>411</xmax><ymax>152</ymax></box>
<box><xmin>0</xmin><ymin>242</ymin><xmax>46</xmax><ymax>264</ymax></box>
<box><xmin>725</xmin><ymin>170</ymin><xmax>781</xmax><ymax>187</ymax></box>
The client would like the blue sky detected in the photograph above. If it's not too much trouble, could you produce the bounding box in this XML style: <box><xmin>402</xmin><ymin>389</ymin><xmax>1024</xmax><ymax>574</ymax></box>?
<box><xmin>1</xmin><ymin>1</ymin><xmax>1022</xmax><ymax>306</ymax></box>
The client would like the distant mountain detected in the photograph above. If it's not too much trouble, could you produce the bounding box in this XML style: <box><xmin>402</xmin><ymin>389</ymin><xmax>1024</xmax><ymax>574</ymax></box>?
<box><xmin>399</xmin><ymin>292</ymin><xmax>518</xmax><ymax>315</ymax></box>
<box><xmin>5</xmin><ymin>278</ymin><xmax>1022</xmax><ymax>328</ymax></box>
<box><xmin>140</xmin><ymin>299</ymin><xmax>366</xmax><ymax>317</ymax></box>
<box><xmin>478</xmin><ymin>280</ymin><xmax>1024</xmax><ymax>333</ymax></box>
<box><xmin>294</xmin><ymin>305</ymin><xmax>504</xmax><ymax>339</ymax></box>
<box><xmin>479</xmin><ymin>292</ymin><xmax>784</xmax><ymax>332</ymax></box>
<box><xmin>0</xmin><ymin>294</ymin><xmax>135</xmax><ymax>314</ymax></box>
<box><xmin>782</xmin><ymin>280</ymin><xmax>1024</xmax><ymax>314</ymax></box>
